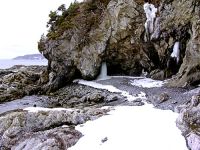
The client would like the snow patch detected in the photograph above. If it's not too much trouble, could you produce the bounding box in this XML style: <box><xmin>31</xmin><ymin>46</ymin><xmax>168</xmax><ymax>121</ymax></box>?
<box><xmin>171</xmin><ymin>42</ymin><xmax>180</xmax><ymax>64</ymax></box>
<box><xmin>77</xmin><ymin>80</ymin><xmax>146</xmax><ymax>102</ymax></box>
<box><xmin>112</xmin><ymin>76</ymin><xmax>144</xmax><ymax>79</ymax></box>
<box><xmin>62</xmin><ymin>125</ymin><xmax>69</xmax><ymax>128</ymax></box>
<box><xmin>69</xmin><ymin>105</ymin><xmax>187</xmax><ymax>150</ymax></box>
<box><xmin>78</xmin><ymin>80</ymin><xmax>121</xmax><ymax>93</ymax></box>
<box><xmin>131</xmin><ymin>78</ymin><xmax>164</xmax><ymax>88</ymax></box>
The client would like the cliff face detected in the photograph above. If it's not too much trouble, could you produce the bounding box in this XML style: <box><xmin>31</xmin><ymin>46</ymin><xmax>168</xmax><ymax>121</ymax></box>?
<box><xmin>38</xmin><ymin>0</ymin><xmax>200</xmax><ymax>91</ymax></box>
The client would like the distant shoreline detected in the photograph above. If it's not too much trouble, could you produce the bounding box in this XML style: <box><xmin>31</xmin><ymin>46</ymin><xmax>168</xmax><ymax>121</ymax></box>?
<box><xmin>13</xmin><ymin>54</ymin><xmax>45</xmax><ymax>60</ymax></box>
<box><xmin>0</xmin><ymin>59</ymin><xmax>48</xmax><ymax>69</ymax></box>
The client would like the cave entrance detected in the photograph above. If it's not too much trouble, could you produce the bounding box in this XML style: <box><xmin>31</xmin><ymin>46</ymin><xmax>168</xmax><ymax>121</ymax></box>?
<box><xmin>107</xmin><ymin>63</ymin><xmax>126</xmax><ymax>76</ymax></box>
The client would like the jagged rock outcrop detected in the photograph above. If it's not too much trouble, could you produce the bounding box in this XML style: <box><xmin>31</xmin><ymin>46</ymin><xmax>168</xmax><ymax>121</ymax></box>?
<box><xmin>38</xmin><ymin>0</ymin><xmax>200</xmax><ymax>91</ymax></box>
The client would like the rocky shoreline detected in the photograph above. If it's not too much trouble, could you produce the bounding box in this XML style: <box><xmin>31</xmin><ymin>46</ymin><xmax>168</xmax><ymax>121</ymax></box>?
<box><xmin>0</xmin><ymin>65</ymin><xmax>200</xmax><ymax>149</ymax></box>
<box><xmin>1</xmin><ymin>0</ymin><xmax>200</xmax><ymax>149</ymax></box>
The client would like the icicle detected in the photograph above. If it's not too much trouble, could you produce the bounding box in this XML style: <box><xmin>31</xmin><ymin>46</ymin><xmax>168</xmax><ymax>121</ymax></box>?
<box><xmin>171</xmin><ymin>42</ymin><xmax>180</xmax><ymax>64</ymax></box>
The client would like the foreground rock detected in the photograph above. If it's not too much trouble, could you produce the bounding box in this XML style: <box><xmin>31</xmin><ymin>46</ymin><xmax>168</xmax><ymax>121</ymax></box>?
<box><xmin>176</xmin><ymin>94</ymin><xmax>200</xmax><ymax>150</ymax></box>
<box><xmin>0</xmin><ymin>107</ymin><xmax>109</xmax><ymax>149</ymax></box>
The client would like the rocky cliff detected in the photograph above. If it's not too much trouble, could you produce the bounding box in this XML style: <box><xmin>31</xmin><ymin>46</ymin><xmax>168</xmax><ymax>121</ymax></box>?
<box><xmin>38</xmin><ymin>0</ymin><xmax>200</xmax><ymax>91</ymax></box>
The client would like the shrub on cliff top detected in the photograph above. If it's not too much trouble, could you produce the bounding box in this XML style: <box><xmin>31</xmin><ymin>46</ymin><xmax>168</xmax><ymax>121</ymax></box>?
<box><xmin>46</xmin><ymin>1</ymin><xmax>80</xmax><ymax>39</ymax></box>
<box><xmin>44</xmin><ymin>0</ymin><xmax>111</xmax><ymax>40</ymax></box>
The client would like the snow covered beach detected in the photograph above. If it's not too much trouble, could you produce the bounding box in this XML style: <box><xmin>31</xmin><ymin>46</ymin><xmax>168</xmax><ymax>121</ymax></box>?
<box><xmin>68</xmin><ymin>78</ymin><xmax>187</xmax><ymax>150</ymax></box>
<box><xmin>69</xmin><ymin>105</ymin><xmax>187</xmax><ymax>150</ymax></box>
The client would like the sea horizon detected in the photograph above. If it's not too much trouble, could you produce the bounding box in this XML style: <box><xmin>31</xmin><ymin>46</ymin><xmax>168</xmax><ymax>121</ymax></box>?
<box><xmin>0</xmin><ymin>59</ymin><xmax>48</xmax><ymax>69</ymax></box>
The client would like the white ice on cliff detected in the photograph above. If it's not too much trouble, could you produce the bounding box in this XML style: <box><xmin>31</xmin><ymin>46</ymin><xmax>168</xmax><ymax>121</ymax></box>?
<box><xmin>143</xmin><ymin>3</ymin><xmax>158</xmax><ymax>40</ymax></box>
<box><xmin>171</xmin><ymin>42</ymin><xmax>180</xmax><ymax>64</ymax></box>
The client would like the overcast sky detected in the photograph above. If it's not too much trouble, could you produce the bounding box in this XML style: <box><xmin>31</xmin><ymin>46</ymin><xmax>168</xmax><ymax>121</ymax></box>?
<box><xmin>0</xmin><ymin>0</ymin><xmax>82</xmax><ymax>59</ymax></box>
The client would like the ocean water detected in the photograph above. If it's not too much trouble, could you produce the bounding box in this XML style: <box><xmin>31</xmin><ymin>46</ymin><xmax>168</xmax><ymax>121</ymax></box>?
<box><xmin>0</xmin><ymin>59</ymin><xmax>48</xmax><ymax>69</ymax></box>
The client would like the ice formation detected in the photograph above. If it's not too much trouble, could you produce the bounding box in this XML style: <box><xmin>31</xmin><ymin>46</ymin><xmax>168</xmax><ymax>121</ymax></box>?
<box><xmin>97</xmin><ymin>62</ymin><xmax>108</xmax><ymax>80</ymax></box>
<box><xmin>171</xmin><ymin>42</ymin><xmax>180</xmax><ymax>64</ymax></box>
<box><xmin>143</xmin><ymin>3</ymin><xmax>158</xmax><ymax>41</ymax></box>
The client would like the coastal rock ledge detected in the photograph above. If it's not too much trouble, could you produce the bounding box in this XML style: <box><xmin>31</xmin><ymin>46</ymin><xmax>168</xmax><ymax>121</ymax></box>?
<box><xmin>38</xmin><ymin>0</ymin><xmax>200</xmax><ymax>91</ymax></box>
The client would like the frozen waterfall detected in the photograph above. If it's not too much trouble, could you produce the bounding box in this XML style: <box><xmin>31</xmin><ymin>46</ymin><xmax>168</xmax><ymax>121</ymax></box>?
<box><xmin>143</xmin><ymin>3</ymin><xmax>158</xmax><ymax>41</ymax></box>
<box><xmin>171</xmin><ymin>42</ymin><xmax>180</xmax><ymax>64</ymax></box>
<box><xmin>97</xmin><ymin>62</ymin><xmax>108</xmax><ymax>80</ymax></box>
